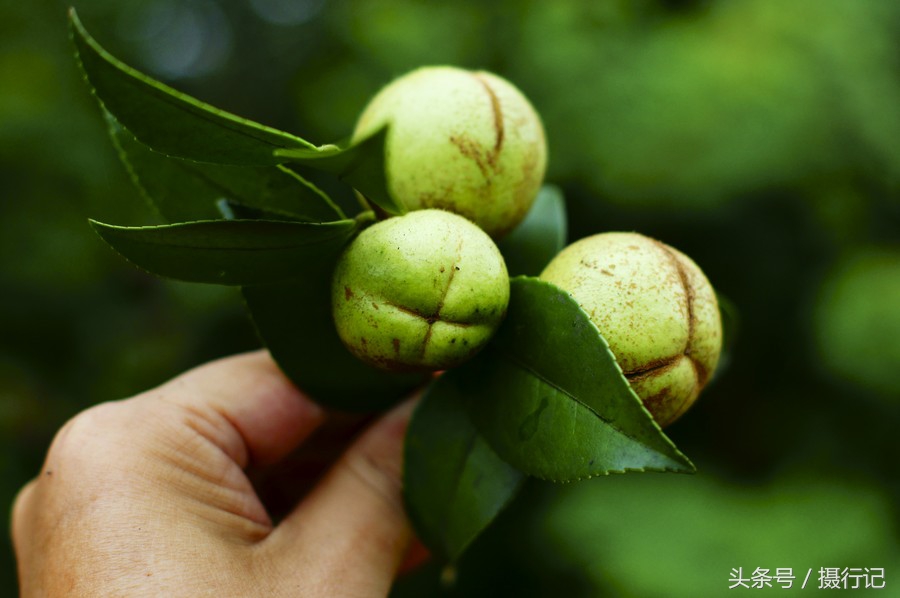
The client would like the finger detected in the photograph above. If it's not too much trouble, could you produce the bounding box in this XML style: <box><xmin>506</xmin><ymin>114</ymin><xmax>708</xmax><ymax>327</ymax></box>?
<box><xmin>263</xmin><ymin>397</ymin><xmax>417</xmax><ymax>596</ymax></box>
<box><xmin>12</xmin><ymin>351</ymin><xmax>326</xmax><ymax>545</ymax></box>
<box><xmin>248</xmin><ymin>412</ymin><xmax>376</xmax><ymax>521</ymax></box>
<box><xmin>143</xmin><ymin>350</ymin><xmax>326</xmax><ymax>468</ymax></box>
<box><xmin>10</xmin><ymin>479</ymin><xmax>37</xmax><ymax>553</ymax></box>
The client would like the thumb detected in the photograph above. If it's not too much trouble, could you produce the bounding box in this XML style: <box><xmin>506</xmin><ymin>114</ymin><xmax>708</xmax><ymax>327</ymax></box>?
<box><xmin>260</xmin><ymin>397</ymin><xmax>418</xmax><ymax>597</ymax></box>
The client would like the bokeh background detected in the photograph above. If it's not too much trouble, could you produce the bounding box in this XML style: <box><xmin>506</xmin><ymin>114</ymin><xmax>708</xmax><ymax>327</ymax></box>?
<box><xmin>2</xmin><ymin>0</ymin><xmax>899</xmax><ymax>595</ymax></box>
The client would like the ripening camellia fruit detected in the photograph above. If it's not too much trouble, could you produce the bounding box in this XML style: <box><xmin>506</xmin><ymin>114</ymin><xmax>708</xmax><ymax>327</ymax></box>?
<box><xmin>332</xmin><ymin>209</ymin><xmax>510</xmax><ymax>372</ymax></box>
<box><xmin>540</xmin><ymin>232</ymin><xmax>722</xmax><ymax>427</ymax></box>
<box><xmin>352</xmin><ymin>66</ymin><xmax>547</xmax><ymax>238</ymax></box>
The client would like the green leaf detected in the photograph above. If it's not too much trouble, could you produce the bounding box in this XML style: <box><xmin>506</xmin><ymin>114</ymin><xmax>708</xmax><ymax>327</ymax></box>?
<box><xmin>242</xmin><ymin>273</ymin><xmax>428</xmax><ymax>411</ymax></box>
<box><xmin>215</xmin><ymin>199</ymin><xmax>323</xmax><ymax>222</ymax></box>
<box><xmin>277</xmin><ymin>128</ymin><xmax>403</xmax><ymax>217</ymax></box>
<box><xmin>70</xmin><ymin>8</ymin><xmax>314</xmax><ymax>165</ymax></box>
<box><xmin>71</xmin><ymin>11</ymin><xmax>397</xmax><ymax>211</ymax></box>
<box><xmin>405</xmin><ymin>370</ymin><xmax>526</xmax><ymax>562</ymax></box>
<box><xmin>90</xmin><ymin>218</ymin><xmax>357</xmax><ymax>286</ymax></box>
<box><xmin>466</xmin><ymin>277</ymin><xmax>694</xmax><ymax>482</ymax></box>
<box><xmin>497</xmin><ymin>185</ymin><xmax>568</xmax><ymax>276</ymax></box>
<box><xmin>107</xmin><ymin>114</ymin><xmax>344</xmax><ymax>223</ymax></box>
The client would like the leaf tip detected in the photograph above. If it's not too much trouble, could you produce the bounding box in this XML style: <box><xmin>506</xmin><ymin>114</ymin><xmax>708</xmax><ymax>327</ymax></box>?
<box><xmin>670</xmin><ymin>450</ymin><xmax>697</xmax><ymax>474</ymax></box>
<box><xmin>67</xmin><ymin>6</ymin><xmax>93</xmax><ymax>49</ymax></box>
<box><xmin>67</xmin><ymin>6</ymin><xmax>81</xmax><ymax>29</ymax></box>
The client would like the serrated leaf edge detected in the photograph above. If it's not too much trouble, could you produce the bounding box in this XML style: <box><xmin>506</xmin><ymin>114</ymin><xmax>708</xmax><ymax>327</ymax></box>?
<box><xmin>496</xmin><ymin>277</ymin><xmax>696</xmax><ymax>480</ymax></box>
<box><xmin>89</xmin><ymin>218</ymin><xmax>356</xmax><ymax>251</ymax></box>
<box><xmin>69</xmin><ymin>8</ymin><xmax>315</xmax><ymax>157</ymax></box>
<box><xmin>493</xmin><ymin>350</ymin><xmax>696</xmax><ymax>482</ymax></box>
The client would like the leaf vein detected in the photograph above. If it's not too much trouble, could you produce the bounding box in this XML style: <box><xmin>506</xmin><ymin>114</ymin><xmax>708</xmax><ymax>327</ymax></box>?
<box><xmin>497</xmin><ymin>350</ymin><xmax>658</xmax><ymax>451</ymax></box>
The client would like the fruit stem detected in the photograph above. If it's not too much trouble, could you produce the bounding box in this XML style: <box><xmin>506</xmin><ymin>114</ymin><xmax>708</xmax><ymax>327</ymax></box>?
<box><xmin>353</xmin><ymin>210</ymin><xmax>376</xmax><ymax>231</ymax></box>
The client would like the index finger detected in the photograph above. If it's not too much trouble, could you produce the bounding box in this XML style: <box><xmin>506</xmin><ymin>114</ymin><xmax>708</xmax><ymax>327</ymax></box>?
<box><xmin>144</xmin><ymin>349</ymin><xmax>326</xmax><ymax>468</ymax></box>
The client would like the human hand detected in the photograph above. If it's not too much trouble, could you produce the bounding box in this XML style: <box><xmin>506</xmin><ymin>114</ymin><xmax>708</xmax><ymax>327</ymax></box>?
<box><xmin>12</xmin><ymin>351</ymin><xmax>424</xmax><ymax>597</ymax></box>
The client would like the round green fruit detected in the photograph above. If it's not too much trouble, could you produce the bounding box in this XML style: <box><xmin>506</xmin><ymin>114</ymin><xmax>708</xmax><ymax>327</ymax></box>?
<box><xmin>332</xmin><ymin>209</ymin><xmax>510</xmax><ymax>372</ymax></box>
<box><xmin>352</xmin><ymin>66</ymin><xmax>547</xmax><ymax>238</ymax></box>
<box><xmin>540</xmin><ymin>232</ymin><xmax>722</xmax><ymax>427</ymax></box>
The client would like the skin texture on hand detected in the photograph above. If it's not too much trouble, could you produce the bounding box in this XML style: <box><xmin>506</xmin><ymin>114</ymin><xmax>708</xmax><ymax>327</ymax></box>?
<box><xmin>11</xmin><ymin>351</ymin><xmax>423</xmax><ymax>597</ymax></box>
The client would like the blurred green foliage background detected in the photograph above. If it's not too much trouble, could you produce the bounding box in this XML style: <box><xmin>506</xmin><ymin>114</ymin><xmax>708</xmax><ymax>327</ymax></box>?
<box><xmin>2</xmin><ymin>0</ymin><xmax>899</xmax><ymax>595</ymax></box>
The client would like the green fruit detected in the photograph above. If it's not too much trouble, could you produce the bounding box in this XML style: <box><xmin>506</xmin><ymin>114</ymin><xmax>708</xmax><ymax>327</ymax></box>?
<box><xmin>352</xmin><ymin>66</ymin><xmax>547</xmax><ymax>238</ymax></box>
<box><xmin>332</xmin><ymin>209</ymin><xmax>510</xmax><ymax>372</ymax></box>
<box><xmin>540</xmin><ymin>232</ymin><xmax>722</xmax><ymax>427</ymax></box>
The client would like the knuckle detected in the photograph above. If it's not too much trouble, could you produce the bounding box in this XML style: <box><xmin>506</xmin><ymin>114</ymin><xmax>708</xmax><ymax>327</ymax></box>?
<box><xmin>10</xmin><ymin>480</ymin><xmax>36</xmax><ymax>546</ymax></box>
<box><xmin>50</xmin><ymin>400</ymin><xmax>131</xmax><ymax>454</ymax></box>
